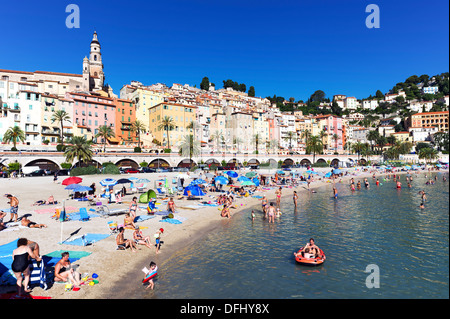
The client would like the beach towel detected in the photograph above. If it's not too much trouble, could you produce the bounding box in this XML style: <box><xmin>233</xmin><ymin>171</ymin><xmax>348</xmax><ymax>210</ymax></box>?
<box><xmin>67</xmin><ymin>210</ymin><xmax>100</xmax><ymax>221</ymax></box>
<box><xmin>159</xmin><ymin>218</ymin><xmax>182</xmax><ymax>224</ymax></box>
<box><xmin>29</xmin><ymin>258</ymin><xmax>48</xmax><ymax>290</ymax></box>
<box><xmin>134</xmin><ymin>215</ymin><xmax>156</xmax><ymax>222</ymax></box>
<box><xmin>61</xmin><ymin>233</ymin><xmax>110</xmax><ymax>246</ymax></box>
<box><xmin>252</xmin><ymin>195</ymin><xmax>264</xmax><ymax>199</ymax></box>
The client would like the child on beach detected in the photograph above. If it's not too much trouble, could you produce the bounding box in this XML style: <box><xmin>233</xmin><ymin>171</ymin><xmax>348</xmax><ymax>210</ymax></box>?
<box><xmin>143</xmin><ymin>261</ymin><xmax>158</xmax><ymax>290</ymax></box>
<box><xmin>251</xmin><ymin>210</ymin><xmax>256</xmax><ymax>221</ymax></box>
<box><xmin>154</xmin><ymin>228</ymin><xmax>164</xmax><ymax>254</ymax></box>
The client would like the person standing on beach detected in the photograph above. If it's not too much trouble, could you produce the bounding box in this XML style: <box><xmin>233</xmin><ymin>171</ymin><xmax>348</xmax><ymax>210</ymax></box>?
<box><xmin>261</xmin><ymin>195</ymin><xmax>268</xmax><ymax>218</ymax></box>
<box><xmin>6</xmin><ymin>194</ymin><xmax>19</xmax><ymax>223</ymax></box>
<box><xmin>293</xmin><ymin>191</ymin><xmax>298</xmax><ymax>208</ymax></box>
<box><xmin>275</xmin><ymin>187</ymin><xmax>282</xmax><ymax>208</ymax></box>
<box><xmin>267</xmin><ymin>203</ymin><xmax>275</xmax><ymax>223</ymax></box>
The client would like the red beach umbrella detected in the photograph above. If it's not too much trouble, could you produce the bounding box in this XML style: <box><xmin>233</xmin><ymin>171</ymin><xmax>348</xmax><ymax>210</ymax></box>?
<box><xmin>62</xmin><ymin>176</ymin><xmax>82</xmax><ymax>186</ymax></box>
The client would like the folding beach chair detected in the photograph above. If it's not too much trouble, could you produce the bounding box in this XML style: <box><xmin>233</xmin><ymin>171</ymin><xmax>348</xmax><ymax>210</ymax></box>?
<box><xmin>79</xmin><ymin>207</ymin><xmax>90</xmax><ymax>222</ymax></box>
<box><xmin>107</xmin><ymin>221</ymin><xmax>118</xmax><ymax>235</ymax></box>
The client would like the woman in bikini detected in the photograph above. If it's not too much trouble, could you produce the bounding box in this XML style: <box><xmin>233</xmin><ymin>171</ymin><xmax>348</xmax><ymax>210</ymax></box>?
<box><xmin>129</xmin><ymin>196</ymin><xmax>138</xmax><ymax>219</ymax></box>
<box><xmin>54</xmin><ymin>251</ymin><xmax>82</xmax><ymax>288</ymax></box>
<box><xmin>275</xmin><ymin>187</ymin><xmax>282</xmax><ymax>208</ymax></box>
<box><xmin>167</xmin><ymin>198</ymin><xmax>176</xmax><ymax>214</ymax></box>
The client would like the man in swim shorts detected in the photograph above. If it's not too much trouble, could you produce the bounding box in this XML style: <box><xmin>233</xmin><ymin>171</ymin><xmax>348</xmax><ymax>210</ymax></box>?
<box><xmin>6</xmin><ymin>194</ymin><xmax>19</xmax><ymax>222</ymax></box>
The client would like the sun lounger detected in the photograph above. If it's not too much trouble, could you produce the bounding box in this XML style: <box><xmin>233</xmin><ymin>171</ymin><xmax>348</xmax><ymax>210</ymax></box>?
<box><xmin>97</xmin><ymin>205</ymin><xmax>128</xmax><ymax>218</ymax></box>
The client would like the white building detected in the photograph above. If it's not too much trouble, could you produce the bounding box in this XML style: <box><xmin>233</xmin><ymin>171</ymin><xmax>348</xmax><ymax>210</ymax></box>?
<box><xmin>362</xmin><ymin>99</ymin><xmax>379</xmax><ymax>110</ymax></box>
<box><xmin>422</xmin><ymin>86</ymin><xmax>439</xmax><ymax>94</ymax></box>
<box><xmin>408</xmin><ymin>126</ymin><xmax>438</xmax><ymax>143</ymax></box>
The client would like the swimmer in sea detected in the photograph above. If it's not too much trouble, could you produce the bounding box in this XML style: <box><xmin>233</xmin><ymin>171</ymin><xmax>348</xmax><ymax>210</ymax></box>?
<box><xmin>293</xmin><ymin>191</ymin><xmax>298</xmax><ymax>208</ymax></box>
<box><xmin>333</xmin><ymin>187</ymin><xmax>338</xmax><ymax>199</ymax></box>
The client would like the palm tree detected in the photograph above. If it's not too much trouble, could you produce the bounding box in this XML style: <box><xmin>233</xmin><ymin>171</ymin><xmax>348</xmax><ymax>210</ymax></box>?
<box><xmin>3</xmin><ymin>126</ymin><xmax>25</xmax><ymax>150</ymax></box>
<box><xmin>233</xmin><ymin>137</ymin><xmax>243</xmax><ymax>154</ymax></box>
<box><xmin>131</xmin><ymin>120</ymin><xmax>147</xmax><ymax>148</ymax></box>
<box><xmin>268</xmin><ymin>139</ymin><xmax>279</xmax><ymax>154</ymax></box>
<box><xmin>211</xmin><ymin>130</ymin><xmax>223</xmax><ymax>152</ymax></box>
<box><xmin>95</xmin><ymin>125</ymin><xmax>115</xmax><ymax>152</ymax></box>
<box><xmin>64</xmin><ymin>136</ymin><xmax>93</xmax><ymax>166</ymax></box>
<box><xmin>352</xmin><ymin>141</ymin><xmax>366</xmax><ymax>163</ymax></box>
<box><xmin>306</xmin><ymin>135</ymin><xmax>323</xmax><ymax>164</ymax></box>
<box><xmin>418</xmin><ymin>147</ymin><xmax>439</xmax><ymax>164</ymax></box>
<box><xmin>157</xmin><ymin>116</ymin><xmax>175</xmax><ymax>149</ymax></box>
<box><xmin>367</xmin><ymin>130</ymin><xmax>380</xmax><ymax>153</ymax></box>
<box><xmin>332</xmin><ymin>133</ymin><xmax>340</xmax><ymax>152</ymax></box>
<box><xmin>186</xmin><ymin>120</ymin><xmax>201</xmax><ymax>140</ymax></box>
<box><xmin>51</xmin><ymin>110</ymin><xmax>71</xmax><ymax>144</ymax></box>
<box><xmin>283</xmin><ymin>131</ymin><xmax>297</xmax><ymax>153</ymax></box>
<box><xmin>300</xmin><ymin>129</ymin><xmax>311</xmax><ymax>146</ymax></box>
<box><xmin>252</xmin><ymin>133</ymin><xmax>262</xmax><ymax>154</ymax></box>
<box><xmin>178</xmin><ymin>134</ymin><xmax>200</xmax><ymax>169</ymax></box>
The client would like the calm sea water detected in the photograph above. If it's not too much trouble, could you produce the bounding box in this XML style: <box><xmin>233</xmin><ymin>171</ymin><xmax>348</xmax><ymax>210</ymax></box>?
<box><xmin>142</xmin><ymin>172</ymin><xmax>449</xmax><ymax>299</ymax></box>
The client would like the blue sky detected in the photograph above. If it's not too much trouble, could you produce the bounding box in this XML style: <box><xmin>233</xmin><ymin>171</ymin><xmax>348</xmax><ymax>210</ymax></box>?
<box><xmin>1</xmin><ymin>0</ymin><xmax>448</xmax><ymax>101</ymax></box>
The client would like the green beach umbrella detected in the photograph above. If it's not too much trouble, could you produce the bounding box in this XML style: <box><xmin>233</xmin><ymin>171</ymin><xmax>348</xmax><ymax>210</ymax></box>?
<box><xmin>245</xmin><ymin>171</ymin><xmax>257</xmax><ymax>178</ymax></box>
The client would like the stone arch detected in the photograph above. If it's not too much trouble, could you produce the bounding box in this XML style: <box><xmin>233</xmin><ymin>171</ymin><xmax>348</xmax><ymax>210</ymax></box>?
<box><xmin>316</xmin><ymin>158</ymin><xmax>327</xmax><ymax>164</ymax></box>
<box><xmin>148</xmin><ymin>158</ymin><xmax>170</xmax><ymax>168</ymax></box>
<box><xmin>247</xmin><ymin>158</ymin><xmax>260</xmax><ymax>165</ymax></box>
<box><xmin>266</xmin><ymin>158</ymin><xmax>278</xmax><ymax>167</ymax></box>
<box><xmin>227</xmin><ymin>158</ymin><xmax>240</xmax><ymax>168</ymax></box>
<box><xmin>300</xmin><ymin>158</ymin><xmax>312</xmax><ymax>166</ymax></box>
<box><xmin>358</xmin><ymin>158</ymin><xmax>367</xmax><ymax>166</ymax></box>
<box><xmin>330</xmin><ymin>158</ymin><xmax>340</xmax><ymax>167</ymax></box>
<box><xmin>177</xmin><ymin>158</ymin><xmax>197</xmax><ymax>168</ymax></box>
<box><xmin>282</xmin><ymin>158</ymin><xmax>294</xmax><ymax>167</ymax></box>
<box><xmin>115</xmin><ymin>158</ymin><xmax>139</xmax><ymax>169</ymax></box>
<box><xmin>24</xmin><ymin>158</ymin><xmax>60</xmax><ymax>171</ymax></box>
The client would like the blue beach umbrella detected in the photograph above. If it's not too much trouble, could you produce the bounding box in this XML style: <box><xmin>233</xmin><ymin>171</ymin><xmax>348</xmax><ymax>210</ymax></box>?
<box><xmin>183</xmin><ymin>185</ymin><xmax>205</xmax><ymax>196</ymax></box>
<box><xmin>226</xmin><ymin>171</ymin><xmax>238</xmax><ymax>178</ymax></box>
<box><xmin>100</xmin><ymin>178</ymin><xmax>117</xmax><ymax>187</ymax></box>
<box><xmin>189</xmin><ymin>179</ymin><xmax>207</xmax><ymax>186</ymax></box>
<box><xmin>252</xmin><ymin>178</ymin><xmax>260</xmax><ymax>186</ymax></box>
<box><xmin>237</xmin><ymin>176</ymin><xmax>251</xmax><ymax>182</ymax></box>
<box><xmin>332</xmin><ymin>169</ymin><xmax>341</xmax><ymax>175</ymax></box>
<box><xmin>214</xmin><ymin>176</ymin><xmax>229</xmax><ymax>185</ymax></box>
<box><xmin>70</xmin><ymin>185</ymin><xmax>92</xmax><ymax>192</ymax></box>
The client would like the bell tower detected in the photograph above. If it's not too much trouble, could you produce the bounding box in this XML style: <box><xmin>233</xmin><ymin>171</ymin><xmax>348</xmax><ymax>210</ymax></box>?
<box><xmin>88</xmin><ymin>31</ymin><xmax>104</xmax><ymax>90</ymax></box>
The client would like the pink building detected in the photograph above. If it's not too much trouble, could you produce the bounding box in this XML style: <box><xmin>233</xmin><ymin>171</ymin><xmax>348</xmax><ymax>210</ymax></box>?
<box><xmin>316</xmin><ymin>115</ymin><xmax>344</xmax><ymax>153</ymax></box>
<box><xmin>67</xmin><ymin>92</ymin><xmax>116</xmax><ymax>142</ymax></box>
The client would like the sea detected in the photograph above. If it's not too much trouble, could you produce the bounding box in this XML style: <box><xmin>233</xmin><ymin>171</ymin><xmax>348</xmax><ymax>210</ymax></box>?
<box><xmin>138</xmin><ymin>171</ymin><xmax>449</xmax><ymax>299</ymax></box>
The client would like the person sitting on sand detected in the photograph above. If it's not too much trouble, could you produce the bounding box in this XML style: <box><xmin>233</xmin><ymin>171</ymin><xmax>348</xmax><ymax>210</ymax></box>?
<box><xmin>124</xmin><ymin>213</ymin><xmax>136</xmax><ymax>229</ymax></box>
<box><xmin>0</xmin><ymin>210</ymin><xmax>6</xmax><ymax>231</ymax></box>
<box><xmin>133</xmin><ymin>226</ymin><xmax>152</xmax><ymax>249</ymax></box>
<box><xmin>167</xmin><ymin>197</ymin><xmax>176</xmax><ymax>214</ymax></box>
<box><xmin>221</xmin><ymin>204</ymin><xmax>231</xmax><ymax>218</ymax></box>
<box><xmin>116</xmin><ymin>227</ymin><xmax>137</xmax><ymax>252</ymax></box>
<box><xmin>54</xmin><ymin>251</ymin><xmax>82</xmax><ymax>288</ymax></box>
<box><xmin>20</xmin><ymin>216</ymin><xmax>47</xmax><ymax>229</ymax></box>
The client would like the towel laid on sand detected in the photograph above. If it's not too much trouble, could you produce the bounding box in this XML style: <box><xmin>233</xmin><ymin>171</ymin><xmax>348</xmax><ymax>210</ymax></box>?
<box><xmin>61</xmin><ymin>233</ymin><xmax>110</xmax><ymax>246</ymax></box>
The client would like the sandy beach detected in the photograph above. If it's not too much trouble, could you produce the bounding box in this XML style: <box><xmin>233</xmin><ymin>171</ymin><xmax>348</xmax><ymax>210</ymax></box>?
<box><xmin>0</xmin><ymin>166</ymin><xmax>444</xmax><ymax>299</ymax></box>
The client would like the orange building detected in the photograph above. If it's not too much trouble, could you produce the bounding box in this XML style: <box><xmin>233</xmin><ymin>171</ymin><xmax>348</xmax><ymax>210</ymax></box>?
<box><xmin>114</xmin><ymin>98</ymin><xmax>137</xmax><ymax>145</ymax></box>
<box><xmin>409</xmin><ymin>111</ymin><xmax>449</xmax><ymax>132</ymax></box>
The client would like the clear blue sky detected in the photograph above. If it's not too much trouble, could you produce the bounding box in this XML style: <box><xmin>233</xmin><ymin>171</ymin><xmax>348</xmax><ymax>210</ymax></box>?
<box><xmin>1</xmin><ymin>0</ymin><xmax>448</xmax><ymax>101</ymax></box>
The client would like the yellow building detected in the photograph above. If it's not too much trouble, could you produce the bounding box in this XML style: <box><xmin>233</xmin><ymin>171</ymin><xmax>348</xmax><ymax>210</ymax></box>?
<box><xmin>149</xmin><ymin>102</ymin><xmax>197</xmax><ymax>149</ymax></box>
<box><xmin>391</xmin><ymin>131</ymin><xmax>411</xmax><ymax>143</ymax></box>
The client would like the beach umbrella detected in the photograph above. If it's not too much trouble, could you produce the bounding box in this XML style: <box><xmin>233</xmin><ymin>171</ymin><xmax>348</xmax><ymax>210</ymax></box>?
<box><xmin>237</xmin><ymin>176</ymin><xmax>251</xmax><ymax>182</ymax></box>
<box><xmin>306</xmin><ymin>170</ymin><xmax>314</xmax><ymax>174</ymax></box>
<box><xmin>116</xmin><ymin>178</ymin><xmax>131</xmax><ymax>184</ymax></box>
<box><xmin>137</xmin><ymin>178</ymin><xmax>150</xmax><ymax>183</ymax></box>
<box><xmin>70</xmin><ymin>185</ymin><xmax>92</xmax><ymax>192</ymax></box>
<box><xmin>189</xmin><ymin>179</ymin><xmax>207</xmax><ymax>186</ymax></box>
<box><xmin>214</xmin><ymin>176</ymin><xmax>229</xmax><ymax>185</ymax></box>
<box><xmin>332</xmin><ymin>169</ymin><xmax>341</xmax><ymax>175</ymax></box>
<box><xmin>183</xmin><ymin>185</ymin><xmax>205</xmax><ymax>197</ymax></box>
<box><xmin>325</xmin><ymin>172</ymin><xmax>332</xmax><ymax>178</ymax></box>
<box><xmin>245</xmin><ymin>171</ymin><xmax>257</xmax><ymax>178</ymax></box>
<box><xmin>240</xmin><ymin>180</ymin><xmax>256</xmax><ymax>186</ymax></box>
<box><xmin>252</xmin><ymin>178</ymin><xmax>260</xmax><ymax>186</ymax></box>
<box><xmin>128</xmin><ymin>177</ymin><xmax>139</xmax><ymax>181</ymax></box>
<box><xmin>100</xmin><ymin>178</ymin><xmax>117</xmax><ymax>187</ymax></box>
<box><xmin>226</xmin><ymin>171</ymin><xmax>238</xmax><ymax>178</ymax></box>
<box><xmin>64</xmin><ymin>184</ymin><xmax>82</xmax><ymax>190</ymax></box>
<box><xmin>62</xmin><ymin>176</ymin><xmax>82</xmax><ymax>186</ymax></box>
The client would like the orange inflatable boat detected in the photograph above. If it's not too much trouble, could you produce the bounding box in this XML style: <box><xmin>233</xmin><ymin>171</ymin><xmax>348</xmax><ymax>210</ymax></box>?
<box><xmin>295</xmin><ymin>247</ymin><xmax>326</xmax><ymax>266</ymax></box>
